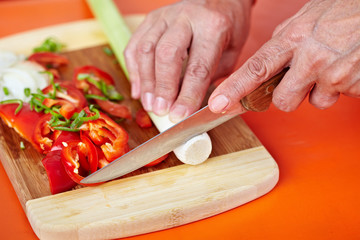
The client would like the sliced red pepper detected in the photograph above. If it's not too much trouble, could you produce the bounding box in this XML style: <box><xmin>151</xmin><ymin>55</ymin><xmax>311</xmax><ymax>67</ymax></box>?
<box><xmin>145</xmin><ymin>153</ymin><xmax>169</xmax><ymax>167</ymax></box>
<box><xmin>42</xmin><ymin>82</ymin><xmax>88</xmax><ymax>119</ymax></box>
<box><xmin>42</xmin><ymin>98</ymin><xmax>76</xmax><ymax>119</ymax></box>
<box><xmin>28</xmin><ymin>52</ymin><xmax>68</xmax><ymax>69</ymax></box>
<box><xmin>73</xmin><ymin>65</ymin><xmax>131</xmax><ymax>119</ymax></box>
<box><xmin>42</xmin><ymin>150</ymin><xmax>77</xmax><ymax>194</ymax></box>
<box><xmin>135</xmin><ymin>108</ymin><xmax>153</xmax><ymax>128</ymax></box>
<box><xmin>80</xmin><ymin>107</ymin><xmax>129</xmax><ymax>162</ymax></box>
<box><xmin>42</xmin><ymin>131</ymin><xmax>79</xmax><ymax>194</ymax></box>
<box><xmin>61</xmin><ymin>135</ymin><xmax>100</xmax><ymax>186</ymax></box>
<box><xmin>88</xmin><ymin>85</ymin><xmax>131</xmax><ymax>119</ymax></box>
<box><xmin>0</xmin><ymin>103</ymin><xmax>43</xmax><ymax>151</ymax></box>
<box><xmin>32</xmin><ymin>114</ymin><xmax>61</xmax><ymax>154</ymax></box>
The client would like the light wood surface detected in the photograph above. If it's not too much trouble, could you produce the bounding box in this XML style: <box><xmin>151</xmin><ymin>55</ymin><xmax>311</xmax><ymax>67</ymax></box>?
<box><xmin>0</xmin><ymin>18</ymin><xmax>279</xmax><ymax>239</ymax></box>
<box><xmin>27</xmin><ymin>147</ymin><xmax>278</xmax><ymax>240</ymax></box>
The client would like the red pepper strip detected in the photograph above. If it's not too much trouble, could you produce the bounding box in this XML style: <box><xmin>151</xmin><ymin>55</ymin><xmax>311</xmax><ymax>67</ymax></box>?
<box><xmin>145</xmin><ymin>153</ymin><xmax>169</xmax><ymax>167</ymax></box>
<box><xmin>42</xmin><ymin>98</ymin><xmax>76</xmax><ymax>120</ymax></box>
<box><xmin>42</xmin><ymin>82</ymin><xmax>88</xmax><ymax>110</ymax></box>
<box><xmin>72</xmin><ymin>65</ymin><xmax>131</xmax><ymax>119</ymax></box>
<box><xmin>0</xmin><ymin>103</ymin><xmax>43</xmax><ymax>151</ymax></box>
<box><xmin>88</xmin><ymin>85</ymin><xmax>131</xmax><ymax>119</ymax></box>
<box><xmin>61</xmin><ymin>135</ymin><xmax>100</xmax><ymax>186</ymax></box>
<box><xmin>42</xmin><ymin>131</ymin><xmax>79</xmax><ymax>194</ymax></box>
<box><xmin>73</xmin><ymin>65</ymin><xmax>115</xmax><ymax>86</ymax></box>
<box><xmin>32</xmin><ymin>114</ymin><xmax>61</xmax><ymax>154</ymax></box>
<box><xmin>135</xmin><ymin>108</ymin><xmax>153</xmax><ymax>128</ymax></box>
<box><xmin>42</xmin><ymin>82</ymin><xmax>88</xmax><ymax>119</ymax></box>
<box><xmin>80</xmin><ymin>107</ymin><xmax>129</xmax><ymax>162</ymax></box>
<box><xmin>28</xmin><ymin>52</ymin><xmax>68</xmax><ymax>69</ymax></box>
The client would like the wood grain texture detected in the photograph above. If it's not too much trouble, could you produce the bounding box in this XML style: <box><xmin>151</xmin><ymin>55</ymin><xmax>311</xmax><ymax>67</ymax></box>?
<box><xmin>0</xmin><ymin>18</ymin><xmax>279</xmax><ymax>239</ymax></box>
<box><xmin>26</xmin><ymin>146</ymin><xmax>278</xmax><ymax>240</ymax></box>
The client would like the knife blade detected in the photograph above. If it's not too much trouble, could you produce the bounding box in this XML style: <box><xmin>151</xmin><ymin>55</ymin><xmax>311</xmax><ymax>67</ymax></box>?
<box><xmin>81</xmin><ymin>68</ymin><xmax>288</xmax><ymax>184</ymax></box>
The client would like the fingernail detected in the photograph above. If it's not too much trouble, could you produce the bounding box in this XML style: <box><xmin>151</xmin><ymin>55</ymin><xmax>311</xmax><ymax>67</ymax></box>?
<box><xmin>210</xmin><ymin>95</ymin><xmax>229</xmax><ymax>112</ymax></box>
<box><xmin>142</xmin><ymin>92</ymin><xmax>154</xmax><ymax>111</ymax></box>
<box><xmin>169</xmin><ymin>105</ymin><xmax>188</xmax><ymax>123</ymax></box>
<box><xmin>131</xmin><ymin>81</ymin><xmax>140</xmax><ymax>99</ymax></box>
<box><xmin>153</xmin><ymin>97</ymin><xmax>171</xmax><ymax>116</ymax></box>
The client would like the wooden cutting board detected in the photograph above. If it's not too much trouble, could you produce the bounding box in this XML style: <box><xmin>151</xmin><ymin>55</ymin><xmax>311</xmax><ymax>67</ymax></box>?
<box><xmin>0</xmin><ymin>17</ymin><xmax>279</xmax><ymax>240</ymax></box>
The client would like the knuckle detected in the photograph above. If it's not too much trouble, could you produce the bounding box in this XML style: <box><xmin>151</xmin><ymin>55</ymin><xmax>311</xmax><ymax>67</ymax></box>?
<box><xmin>272</xmin><ymin>93</ymin><xmax>293</xmax><ymax>112</ymax></box>
<box><xmin>178</xmin><ymin>94</ymin><xmax>200</xmax><ymax>108</ymax></box>
<box><xmin>281</xmin><ymin>23</ymin><xmax>308</xmax><ymax>43</ymax></box>
<box><xmin>245</xmin><ymin>56</ymin><xmax>268</xmax><ymax>81</ymax></box>
<box><xmin>156</xmin><ymin>42</ymin><xmax>182</xmax><ymax>63</ymax></box>
<box><xmin>209</xmin><ymin>12</ymin><xmax>232</xmax><ymax>32</ymax></box>
<box><xmin>156</xmin><ymin>81</ymin><xmax>178</xmax><ymax>97</ymax></box>
<box><xmin>186</xmin><ymin>62</ymin><xmax>210</xmax><ymax>80</ymax></box>
<box><xmin>136</xmin><ymin>40</ymin><xmax>156</xmax><ymax>55</ymax></box>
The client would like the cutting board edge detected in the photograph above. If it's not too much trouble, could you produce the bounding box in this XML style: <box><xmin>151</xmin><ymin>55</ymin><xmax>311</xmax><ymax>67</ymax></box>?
<box><xmin>25</xmin><ymin>146</ymin><xmax>279</xmax><ymax>240</ymax></box>
<box><xmin>0</xmin><ymin>16</ymin><xmax>144</xmax><ymax>55</ymax></box>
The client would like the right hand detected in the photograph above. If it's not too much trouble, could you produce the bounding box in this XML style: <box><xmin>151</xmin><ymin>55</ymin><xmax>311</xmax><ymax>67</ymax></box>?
<box><xmin>124</xmin><ymin>0</ymin><xmax>253</xmax><ymax>122</ymax></box>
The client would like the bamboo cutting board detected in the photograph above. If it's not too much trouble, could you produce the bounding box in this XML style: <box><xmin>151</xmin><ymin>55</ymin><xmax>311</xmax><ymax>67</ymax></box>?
<box><xmin>0</xmin><ymin>17</ymin><xmax>279</xmax><ymax>240</ymax></box>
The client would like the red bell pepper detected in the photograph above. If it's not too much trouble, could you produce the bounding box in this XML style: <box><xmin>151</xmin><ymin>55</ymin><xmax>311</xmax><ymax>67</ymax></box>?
<box><xmin>61</xmin><ymin>134</ymin><xmax>100</xmax><ymax>186</ymax></box>
<box><xmin>135</xmin><ymin>108</ymin><xmax>153</xmax><ymax>128</ymax></box>
<box><xmin>28</xmin><ymin>52</ymin><xmax>68</xmax><ymax>69</ymax></box>
<box><xmin>42</xmin><ymin>131</ymin><xmax>79</xmax><ymax>194</ymax></box>
<box><xmin>145</xmin><ymin>153</ymin><xmax>169</xmax><ymax>167</ymax></box>
<box><xmin>80</xmin><ymin>107</ymin><xmax>129</xmax><ymax>162</ymax></box>
<box><xmin>42</xmin><ymin>81</ymin><xmax>88</xmax><ymax>119</ymax></box>
<box><xmin>32</xmin><ymin>114</ymin><xmax>62</xmax><ymax>154</ymax></box>
<box><xmin>0</xmin><ymin>103</ymin><xmax>43</xmax><ymax>151</ymax></box>
<box><xmin>72</xmin><ymin>65</ymin><xmax>131</xmax><ymax>119</ymax></box>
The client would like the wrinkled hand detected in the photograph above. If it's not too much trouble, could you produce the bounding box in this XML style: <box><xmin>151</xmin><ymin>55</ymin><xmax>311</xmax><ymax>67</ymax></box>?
<box><xmin>124</xmin><ymin>0</ymin><xmax>252</xmax><ymax>122</ymax></box>
<box><xmin>209</xmin><ymin>0</ymin><xmax>360</xmax><ymax>113</ymax></box>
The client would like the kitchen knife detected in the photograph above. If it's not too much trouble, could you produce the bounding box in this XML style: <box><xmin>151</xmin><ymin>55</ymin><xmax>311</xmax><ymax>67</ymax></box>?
<box><xmin>81</xmin><ymin>68</ymin><xmax>288</xmax><ymax>184</ymax></box>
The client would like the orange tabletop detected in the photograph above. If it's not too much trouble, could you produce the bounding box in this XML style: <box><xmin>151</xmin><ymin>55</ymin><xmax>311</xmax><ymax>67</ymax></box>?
<box><xmin>1</xmin><ymin>0</ymin><xmax>360</xmax><ymax>239</ymax></box>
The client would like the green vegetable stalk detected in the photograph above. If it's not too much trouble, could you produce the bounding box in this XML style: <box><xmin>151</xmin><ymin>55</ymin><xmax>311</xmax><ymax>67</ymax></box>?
<box><xmin>87</xmin><ymin>0</ymin><xmax>132</xmax><ymax>78</ymax></box>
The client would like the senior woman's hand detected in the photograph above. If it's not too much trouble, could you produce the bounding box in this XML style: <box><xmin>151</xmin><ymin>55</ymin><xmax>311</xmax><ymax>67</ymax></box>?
<box><xmin>124</xmin><ymin>0</ymin><xmax>253</xmax><ymax>122</ymax></box>
<box><xmin>209</xmin><ymin>0</ymin><xmax>360</xmax><ymax>113</ymax></box>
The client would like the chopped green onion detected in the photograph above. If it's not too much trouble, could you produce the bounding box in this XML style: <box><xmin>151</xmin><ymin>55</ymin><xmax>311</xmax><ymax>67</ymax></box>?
<box><xmin>85</xmin><ymin>94</ymin><xmax>108</xmax><ymax>100</ymax></box>
<box><xmin>20</xmin><ymin>141</ymin><xmax>25</xmax><ymax>150</ymax></box>
<box><xmin>53</xmin><ymin>126</ymin><xmax>81</xmax><ymax>132</ymax></box>
<box><xmin>33</xmin><ymin>37</ymin><xmax>65</xmax><ymax>53</ymax></box>
<box><xmin>103</xmin><ymin>46</ymin><xmax>114</xmax><ymax>56</ymax></box>
<box><xmin>77</xmin><ymin>73</ymin><xmax>91</xmax><ymax>80</ymax></box>
<box><xmin>81</xmin><ymin>106</ymin><xmax>100</xmax><ymax>122</ymax></box>
<box><xmin>70</xmin><ymin>110</ymin><xmax>86</xmax><ymax>129</ymax></box>
<box><xmin>3</xmin><ymin>87</ymin><xmax>9</xmax><ymax>96</ymax></box>
<box><xmin>105</xmin><ymin>85</ymin><xmax>123</xmax><ymax>101</ymax></box>
<box><xmin>24</xmin><ymin>88</ymin><xmax>31</xmax><ymax>97</ymax></box>
<box><xmin>0</xmin><ymin>99</ymin><xmax>23</xmax><ymax>115</ymax></box>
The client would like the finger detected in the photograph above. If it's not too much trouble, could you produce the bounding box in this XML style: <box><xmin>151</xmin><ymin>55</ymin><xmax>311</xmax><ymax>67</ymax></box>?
<box><xmin>135</xmin><ymin>20</ymin><xmax>168</xmax><ymax>111</ymax></box>
<box><xmin>272</xmin><ymin>60</ymin><xmax>316</xmax><ymax>112</ymax></box>
<box><xmin>169</xmin><ymin>16</ymin><xmax>232</xmax><ymax>122</ymax></box>
<box><xmin>124</xmin><ymin>15</ymin><xmax>158</xmax><ymax>99</ymax></box>
<box><xmin>152</xmin><ymin>18</ymin><xmax>192</xmax><ymax>116</ymax></box>
<box><xmin>308</xmin><ymin>84</ymin><xmax>340</xmax><ymax>109</ymax></box>
<box><xmin>208</xmin><ymin>37</ymin><xmax>293</xmax><ymax>113</ymax></box>
<box><xmin>212</xmin><ymin>49</ymin><xmax>240</xmax><ymax>80</ymax></box>
<box><xmin>318</xmin><ymin>46</ymin><xmax>360</xmax><ymax>98</ymax></box>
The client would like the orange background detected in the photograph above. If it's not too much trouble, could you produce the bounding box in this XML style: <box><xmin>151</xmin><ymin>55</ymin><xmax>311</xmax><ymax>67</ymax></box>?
<box><xmin>1</xmin><ymin>0</ymin><xmax>360</xmax><ymax>239</ymax></box>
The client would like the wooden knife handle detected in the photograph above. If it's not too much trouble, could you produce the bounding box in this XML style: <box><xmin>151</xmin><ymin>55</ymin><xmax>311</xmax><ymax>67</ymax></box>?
<box><xmin>240</xmin><ymin>68</ymin><xmax>289</xmax><ymax>112</ymax></box>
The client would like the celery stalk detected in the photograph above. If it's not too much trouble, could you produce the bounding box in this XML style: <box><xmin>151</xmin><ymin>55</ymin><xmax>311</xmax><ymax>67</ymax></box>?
<box><xmin>87</xmin><ymin>0</ymin><xmax>131</xmax><ymax>78</ymax></box>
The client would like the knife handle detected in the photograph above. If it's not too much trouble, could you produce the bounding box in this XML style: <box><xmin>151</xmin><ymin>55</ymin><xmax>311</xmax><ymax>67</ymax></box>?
<box><xmin>240</xmin><ymin>68</ymin><xmax>289</xmax><ymax>112</ymax></box>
